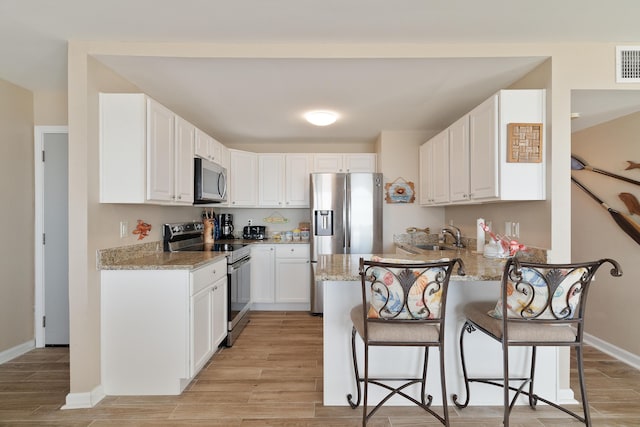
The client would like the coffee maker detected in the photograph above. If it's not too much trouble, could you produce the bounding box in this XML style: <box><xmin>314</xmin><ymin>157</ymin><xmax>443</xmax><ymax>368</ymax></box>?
<box><xmin>219</xmin><ymin>213</ymin><xmax>235</xmax><ymax>239</ymax></box>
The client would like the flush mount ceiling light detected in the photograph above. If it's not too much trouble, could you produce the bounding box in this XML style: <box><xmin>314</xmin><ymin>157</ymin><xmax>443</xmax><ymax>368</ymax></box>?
<box><xmin>304</xmin><ymin>110</ymin><xmax>338</xmax><ymax>126</ymax></box>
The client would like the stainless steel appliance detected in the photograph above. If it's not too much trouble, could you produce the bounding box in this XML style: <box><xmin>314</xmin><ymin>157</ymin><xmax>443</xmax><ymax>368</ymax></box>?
<box><xmin>243</xmin><ymin>225</ymin><xmax>266</xmax><ymax>240</ymax></box>
<box><xmin>310</xmin><ymin>173</ymin><xmax>383</xmax><ymax>314</ymax></box>
<box><xmin>194</xmin><ymin>158</ymin><xmax>228</xmax><ymax>204</ymax></box>
<box><xmin>163</xmin><ymin>221</ymin><xmax>251</xmax><ymax>346</ymax></box>
<box><xmin>218</xmin><ymin>213</ymin><xmax>234</xmax><ymax>239</ymax></box>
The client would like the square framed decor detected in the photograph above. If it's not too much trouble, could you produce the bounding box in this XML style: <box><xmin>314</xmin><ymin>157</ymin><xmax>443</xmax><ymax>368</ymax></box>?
<box><xmin>507</xmin><ymin>123</ymin><xmax>543</xmax><ymax>163</ymax></box>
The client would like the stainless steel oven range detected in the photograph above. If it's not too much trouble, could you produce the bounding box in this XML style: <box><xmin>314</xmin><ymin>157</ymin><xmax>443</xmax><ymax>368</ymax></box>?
<box><xmin>163</xmin><ymin>221</ymin><xmax>251</xmax><ymax>347</ymax></box>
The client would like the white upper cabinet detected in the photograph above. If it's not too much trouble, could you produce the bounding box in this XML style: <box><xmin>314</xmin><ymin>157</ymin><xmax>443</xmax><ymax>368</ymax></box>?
<box><xmin>195</xmin><ymin>129</ymin><xmax>224</xmax><ymax>165</ymax></box>
<box><xmin>100</xmin><ymin>93</ymin><xmax>194</xmax><ymax>205</ymax></box>
<box><xmin>174</xmin><ymin>116</ymin><xmax>195</xmax><ymax>204</ymax></box>
<box><xmin>228</xmin><ymin>149</ymin><xmax>258</xmax><ymax>206</ymax></box>
<box><xmin>284</xmin><ymin>154</ymin><xmax>312</xmax><ymax>207</ymax></box>
<box><xmin>253</xmin><ymin>153</ymin><xmax>313</xmax><ymax>208</ymax></box>
<box><xmin>430</xmin><ymin>130</ymin><xmax>450</xmax><ymax>204</ymax></box>
<box><xmin>146</xmin><ymin>99</ymin><xmax>175</xmax><ymax>202</ymax></box>
<box><xmin>419</xmin><ymin>89</ymin><xmax>546</xmax><ymax>206</ymax></box>
<box><xmin>312</xmin><ymin>153</ymin><xmax>377</xmax><ymax>173</ymax></box>
<box><xmin>419</xmin><ymin>142</ymin><xmax>432</xmax><ymax>205</ymax></box>
<box><xmin>419</xmin><ymin>130</ymin><xmax>449</xmax><ymax>205</ymax></box>
<box><xmin>448</xmin><ymin>115</ymin><xmax>471</xmax><ymax>202</ymax></box>
<box><xmin>258</xmin><ymin>154</ymin><xmax>285</xmax><ymax>207</ymax></box>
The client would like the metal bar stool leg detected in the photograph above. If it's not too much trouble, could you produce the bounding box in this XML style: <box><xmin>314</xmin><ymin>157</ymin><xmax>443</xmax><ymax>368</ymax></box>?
<box><xmin>576</xmin><ymin>345</ymin><xmax>592</xmax><ymax>426</ymax></box>
<box><xmin>347</xmin><ymin>327</ymin><xmax>361</xmax><ymax>409</ymax></box>
<box><xmin>453</xmin><ymin>321</ymin><xmax>472</xmax><ymax>408</ymax></box>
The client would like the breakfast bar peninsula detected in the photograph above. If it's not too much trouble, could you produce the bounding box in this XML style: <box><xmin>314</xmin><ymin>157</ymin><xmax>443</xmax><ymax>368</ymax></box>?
<box><xmin>315</xmin><ymin>245</ymin><xmax>575</xmax><ymax>408</ymax></box>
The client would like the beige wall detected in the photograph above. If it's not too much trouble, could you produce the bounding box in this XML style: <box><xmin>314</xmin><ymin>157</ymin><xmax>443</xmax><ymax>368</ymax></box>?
<box><xmin>0</xmin><ymin>79</ymin><xmax>35</xmax><ymax>353</ymax></box>
<box><xmin>64</xmin><ymin>41</ymin><xmax>640</xmax><ymax>399</ymax></box>
<box><xmin>572</xmin><ymin>110</ymin><xmax>640</xmax><ymax>356</ymax></box>
<box><xmin>378</xmin><ymin>131</ymin><xmax>444</xmax><ymax>252</ymax></box>
<box><xmin>34</xmin><ymin>91</ymin><xmax>68</xmax><ymax>125</ymax></box>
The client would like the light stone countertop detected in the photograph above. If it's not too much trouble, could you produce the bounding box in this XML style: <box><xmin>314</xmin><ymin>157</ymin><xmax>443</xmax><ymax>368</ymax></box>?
<box><xmin>314</xmin><ymin>241</ymin><xmax>546</xmax><ymax>282</ymax></box>
<box><xmin>97</xmin><ymin>239</ymin><xmax>310</xmax><ymax>270</ymax></box>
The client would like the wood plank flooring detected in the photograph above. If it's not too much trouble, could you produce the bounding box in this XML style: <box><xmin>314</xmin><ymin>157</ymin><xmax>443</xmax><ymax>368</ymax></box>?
<box><xmin>0</xmin><ymin>311</ymin><xmax>639</xmax><ymax>426</ymax></box>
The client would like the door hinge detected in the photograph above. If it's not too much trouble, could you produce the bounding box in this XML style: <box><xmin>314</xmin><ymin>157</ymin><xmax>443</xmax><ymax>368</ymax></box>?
<box><xmin>42</xmin><ymin>150</ymin><xmax>45</xmax><ymax>162</ymax></box>
<box><xmin>42</xmin><ymin>316</ymin><xmax>46</xmax><ymax>328</ymax></box>
<box><xmin>42</xmin><ymin>233</ymin><xmax>46</xmax><ymax>245</ymax></box>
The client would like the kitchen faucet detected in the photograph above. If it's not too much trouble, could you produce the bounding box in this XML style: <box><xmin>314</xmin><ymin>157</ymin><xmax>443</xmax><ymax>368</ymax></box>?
<box><xmin>441</xmin><ymin>225</ymin><xmax>464</xmax><ymax>248</ymax></box>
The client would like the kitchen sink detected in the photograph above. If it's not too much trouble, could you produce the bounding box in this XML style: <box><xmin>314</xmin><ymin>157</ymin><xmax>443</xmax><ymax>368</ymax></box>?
<box><xmin>414</xmin><ymin>244</ymin><xmax>455</xmax><ymax>251</ymax></box>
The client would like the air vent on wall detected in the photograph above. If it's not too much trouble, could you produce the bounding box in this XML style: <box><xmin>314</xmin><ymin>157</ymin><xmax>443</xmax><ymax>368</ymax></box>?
<box><xmin>616</xmin><ymin>46</ymin><xmax>640</xmax><ymax>83</ymax></box>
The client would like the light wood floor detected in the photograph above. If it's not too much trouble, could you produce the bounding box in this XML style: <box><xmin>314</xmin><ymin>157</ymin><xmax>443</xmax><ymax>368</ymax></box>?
<box><xmin>1</xmin><ymin>311</ymin><xmax>639</xmax><ymax>426</ymax></box>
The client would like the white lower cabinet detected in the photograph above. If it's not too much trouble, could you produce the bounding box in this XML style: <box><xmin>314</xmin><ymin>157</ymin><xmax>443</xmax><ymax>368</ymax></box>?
<box><xmin>250</xmin><ymin>245</ymin><xmax>276</xmax><ymax>303</ymax></box>
<box><xmin>275</xmin><ymin>245</ymin><xmax>311</xmax><ymax>305</ymax></box>
<box><xmin>251</xmin><ymin>244</ymin><xmax>310</xmax><ymax>310</ymax></box>
<box><xmin>101</xmin><ymin>258</ymin><xmax>227</xmax><ymax>395</ymax></box>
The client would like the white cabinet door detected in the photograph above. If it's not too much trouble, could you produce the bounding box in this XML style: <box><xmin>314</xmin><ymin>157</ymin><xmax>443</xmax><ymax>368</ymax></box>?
<box><xmin>419</xmin><ymin>142</ymin><xmax>432</xmax><ymax>205</ymax></box>
<box><xmin>146</xmin><ymin>98</ymin><xmax>175</xmax><ymax>202</ymax></box>
<box><xmin>190</xmin><ymin>286</ymin><xmax>213</xmax><ymax>376</ymax></box>
<box><xmin>285</xmin><ymin>154</ymin><xmax>312</xmax><ymax>207</ymax></box>
<box><xmin>194</xmin><ymin>128</ymin><xmax>212</xmax><ymax>160</ymax></box>
<box><xmin>212</xmin><ymin>276</ymin><xmax>228</xmax><ymax>348</ymax></box>
<box><xmin>312</xmin><ymin>153</ymin><xmax>377</xmax><ymax>173</ymax></box>
<box><xmin>195</xmin><ymin>129</ymin><xmax>224</xmax><ymax>164</ymax></box>
<box><xmin>275</xmin><ymin>245</ymin><xmax>310</xmax><ymax>304</ymax></box>
<box><xmin>174</xmin><ymin>116</ymin><xmax>195</xmax><ymax>204</ymax></box>
<box><xmin>431</xmin><ymin>130</ymin><xmax>450</xmax><ymax>204</ymax></box>
<box><xmin>229</xmin><ymin>149</ymin><xmax>258</xmax><ymax>206</ymax></box>
<box><xmin>469</xmin><ymin>94</ymin><xmax>499</xmax><ymax>201</ymax></box>
<box><xmin>448</xmin><ymin>115</ymin><xmax>470</xmax><ymax>202</ymax></box>
<box><xmin>250</xmin><ymin>245</ymin><xmax>275</xmax><ymax>303</ymax></box>
<box><xmin>258</xmin><ymin>154</ymin><xmax>285</xmax><ymax>207</ymax></box>
<box><xmin>344</xmin><ymin>154</ymin><xmax>377</xmax><ymax>172</ymax></box>
<box><xmin>313</xmin><ymin>154</ymin><xmax>343</xmax><ymax>172</ymax></box>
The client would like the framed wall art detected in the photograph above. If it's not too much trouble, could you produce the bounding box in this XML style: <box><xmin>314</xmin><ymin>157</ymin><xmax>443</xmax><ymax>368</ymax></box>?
<box><xmin>507</xmin><ymin>122</ymin><xmax>543</xmax><ymax>163</ymax></box>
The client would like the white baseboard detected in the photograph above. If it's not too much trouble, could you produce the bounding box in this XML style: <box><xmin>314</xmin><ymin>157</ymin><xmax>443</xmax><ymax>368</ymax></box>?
<box><xmin>556</xmin><ymin>387</ymin><xmax>577</xmax><ymax>405</ymax></box>
<box><xmin>584</xmin><ymin>332</ymin><xmax>640</xmax><ymax>370</ymax></box>
<box><xmin>0</xmin><ymin>340</ymin><xmax>35</xmax><ymax>364</ymax></box>
<box><xmin>62</xmin><ymin>385</ymin><xmax>105</xmax><ymax>409</ymax></box>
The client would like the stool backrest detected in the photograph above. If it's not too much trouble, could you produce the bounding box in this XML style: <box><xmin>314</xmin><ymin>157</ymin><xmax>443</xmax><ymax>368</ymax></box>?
<box><xmin>359</xmin><ymin>257</ymin><xmax>465</xmax><ymax>325</ymax></box>
<box><xmin>496</xmin><ymin>257</ymin><xmax>622</xmax><ymax>327</ymax></box>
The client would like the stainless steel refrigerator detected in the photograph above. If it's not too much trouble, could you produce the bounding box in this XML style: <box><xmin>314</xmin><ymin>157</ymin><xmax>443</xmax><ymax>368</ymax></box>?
<box><xmin>310</xmin><ymin>173</ymin><xmax>383</xmax><ymax>314</ymax></box>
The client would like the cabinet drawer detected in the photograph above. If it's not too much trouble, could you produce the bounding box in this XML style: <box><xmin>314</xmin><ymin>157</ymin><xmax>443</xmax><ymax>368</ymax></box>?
<box><xmin>275</xmin><ymin>244</ymin><xmax>310</xmax><ymax>259</ymax></box>
<box><xmin>191</xmin><ymin>258</ymin><xmax>227</xmax><ymax>295</ymax></box>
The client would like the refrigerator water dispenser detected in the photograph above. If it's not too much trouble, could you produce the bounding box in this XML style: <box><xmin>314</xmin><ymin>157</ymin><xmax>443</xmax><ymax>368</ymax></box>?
<box><xmin>314</xmin><ymin>210</ymin><xmax>333</xmax><ymax>236</ymax></box>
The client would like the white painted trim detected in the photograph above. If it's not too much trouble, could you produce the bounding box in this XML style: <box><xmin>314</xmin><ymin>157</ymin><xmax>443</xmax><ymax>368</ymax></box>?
<box><xmin>62</xmin><ymin>385</ymin><xmax>106</xmax><ymax>409</ymax></box>
<box><xmin>556</xmin><ymin>387</ymin><xmax>577</xmax><ymax>405</ymax></box>
<box><xmin>584</xmin><ymin>332</ymin><xmax>640</xmax><ymax>371</ymax></box>
<box><xmin>0</xmin><ymin>340</ymin><xmax>35</xmax><ymax>364</ymax></box>
<box><xmin>34</xmin><ymin>126</ymin><xmax>69</xmax><ymax>348</ymax></box>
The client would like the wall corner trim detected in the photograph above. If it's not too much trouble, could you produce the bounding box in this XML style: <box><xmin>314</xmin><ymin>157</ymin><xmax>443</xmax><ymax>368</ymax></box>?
<box><xmin>62</xmin><ymin>385</ymin><xmax>105</xmax><ymax>409</ymax></box>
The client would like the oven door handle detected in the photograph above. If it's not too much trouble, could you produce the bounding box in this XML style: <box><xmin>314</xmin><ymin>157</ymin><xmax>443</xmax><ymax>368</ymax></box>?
<box><xmin>228</xmin><ymin>256</ymin><xmax>251</xmax><ymax>272</ymax></box>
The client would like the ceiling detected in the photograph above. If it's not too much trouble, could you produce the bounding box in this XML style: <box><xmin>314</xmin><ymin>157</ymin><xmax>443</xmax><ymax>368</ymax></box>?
<box><xmin>2</xmin><ymin>0</ymin><xmax>640</xmax><ymax>143</ymax></box>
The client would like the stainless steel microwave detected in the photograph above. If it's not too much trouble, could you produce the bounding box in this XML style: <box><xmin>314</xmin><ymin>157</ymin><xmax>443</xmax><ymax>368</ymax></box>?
<box><xmin>194</xmin><ymin>158</ymin><xmax>227</xmax><ymax>204</ymax></box>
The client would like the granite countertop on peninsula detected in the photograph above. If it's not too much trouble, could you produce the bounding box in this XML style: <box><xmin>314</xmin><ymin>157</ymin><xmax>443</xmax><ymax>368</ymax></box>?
<box><xmin>314</xmin><ymin>242</ymin><xmax>547</xmax><ymax>282</ymax></box>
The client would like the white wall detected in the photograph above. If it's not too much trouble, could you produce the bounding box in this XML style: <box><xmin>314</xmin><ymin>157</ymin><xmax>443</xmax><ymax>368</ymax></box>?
<box><xmin>572</xmin><ymin>110</ymin><xmax>640</xmax><ymax>358</ymax></box>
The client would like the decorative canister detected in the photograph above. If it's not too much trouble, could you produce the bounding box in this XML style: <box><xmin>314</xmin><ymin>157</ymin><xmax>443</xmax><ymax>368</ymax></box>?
<box><xmin>284</xmin><ymin>231</ymin><xmax>293</xmax><ymax>241</ymax></box>
<box><xmin>300</xmin><ymin>226</ymin><xmax>310</xmax><ymax>241</ymax></box>
<box><xmin>292</xmin><ymin>228</ymin><xmax>301</xmax><ymax>241</ymax></box>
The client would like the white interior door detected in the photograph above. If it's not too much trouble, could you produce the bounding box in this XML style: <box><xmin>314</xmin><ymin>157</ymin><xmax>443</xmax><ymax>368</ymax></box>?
<box><xmin>35</xmin><ymin>126</ymin><xmax>69</xmax><ymax>346</ymax></box>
